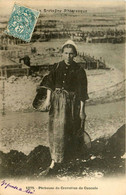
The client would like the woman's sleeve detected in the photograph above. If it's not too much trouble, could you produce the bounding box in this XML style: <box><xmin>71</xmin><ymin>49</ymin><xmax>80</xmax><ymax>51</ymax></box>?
<box><xmin>39</xmin><ymin>63</ymin><xmax>57</xmax><ymax>91</ymax></box>
<box><xmin>77</xmin><ymin>67</ymin><xmax>89</xmax><ymax>102</ymax></box>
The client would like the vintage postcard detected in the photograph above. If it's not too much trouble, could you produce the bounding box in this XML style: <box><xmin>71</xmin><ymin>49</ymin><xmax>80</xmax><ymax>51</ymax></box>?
<box><xmin>0</xmin><ymin>0</ymin><xmax>125</xmax><ymax>195</ymax></box>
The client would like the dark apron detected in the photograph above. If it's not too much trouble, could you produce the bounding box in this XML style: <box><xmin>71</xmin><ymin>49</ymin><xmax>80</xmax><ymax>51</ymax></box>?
<box><xmin>48</xmin><ymin>88</ymin><xmax>83</xmax><ymax>163</ymax></box>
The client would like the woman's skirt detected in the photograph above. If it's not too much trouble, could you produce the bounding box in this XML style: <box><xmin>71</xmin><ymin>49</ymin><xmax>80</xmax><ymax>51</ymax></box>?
<box><xmin>48</xmin><ymin>89</ymin><xmax>84</xmax><ymax>163</ymax></box>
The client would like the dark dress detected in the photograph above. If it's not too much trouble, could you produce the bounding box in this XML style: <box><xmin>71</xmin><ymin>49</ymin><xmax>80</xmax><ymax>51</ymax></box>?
<box><xmin>41</xmin><ymin>60</ymin><xmax>89</xmax><ymax>163</ymax></box>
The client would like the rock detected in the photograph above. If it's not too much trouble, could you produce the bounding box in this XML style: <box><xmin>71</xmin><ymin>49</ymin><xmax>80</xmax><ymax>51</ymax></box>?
<box><xmin>0</xmin><ymin>145</ymin><xmax>51</xmax><ymax>178</ymax></box>
<box><xmin>106</xmin><ymin>124</ymin><xmax>125</xmax><ymax>157</ymax></box>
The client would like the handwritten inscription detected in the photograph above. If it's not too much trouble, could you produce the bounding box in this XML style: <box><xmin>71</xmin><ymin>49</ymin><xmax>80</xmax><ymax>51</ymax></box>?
<box><xmin>1</xmin><ymin>180</ymin><xmax>35</xmax><ymax>194</ymax></box>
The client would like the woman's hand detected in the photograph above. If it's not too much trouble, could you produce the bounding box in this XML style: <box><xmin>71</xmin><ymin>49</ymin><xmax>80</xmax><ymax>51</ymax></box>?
<box><xmin>80</xmin><ymin>111</ymin><xmax>86</xmax><ymax>120</ymax></box>
<box><xmin>80</xmin><ymin>100</ymin><xmax>86</xmax><ymax>120</ymax></box>
<box><xmin>42</xmin><ymin>98</ymin><xmax>51</xmax><ymax>111</ymax></box>
<box><xmin>41</xmin><ymin>89</ymin><xmax>52</xmax><ymax>111</ymax></box>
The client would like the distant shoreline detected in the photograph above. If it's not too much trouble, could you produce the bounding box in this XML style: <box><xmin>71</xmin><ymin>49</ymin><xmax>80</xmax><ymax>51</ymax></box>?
<box><xmin>0</xmin><ymin>66</ymin><xmax>124</xmax><ymax>112</ymax></box>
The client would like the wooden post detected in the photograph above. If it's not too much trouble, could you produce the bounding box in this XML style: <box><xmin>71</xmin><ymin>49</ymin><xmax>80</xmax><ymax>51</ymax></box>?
<box><xmin>97</xmin><ymin>60</ymin><xmax>99</xmax><ymax>69</ymax></box>
<box><xmin>27</xmin><ymin>68</ymin><xmax>29</xmax><ymax>77</ymax></box>
<box><xmin>4</xmin><ymin>67</ymin><xmax>7</xmax><ymax>79</ymax></box>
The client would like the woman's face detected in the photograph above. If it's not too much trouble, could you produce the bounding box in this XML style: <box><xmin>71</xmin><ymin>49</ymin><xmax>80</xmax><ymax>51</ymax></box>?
<box><xmin>62</xmin><ymin>47</ymin><xmax>75</xmax><ymax>65</ymax></box>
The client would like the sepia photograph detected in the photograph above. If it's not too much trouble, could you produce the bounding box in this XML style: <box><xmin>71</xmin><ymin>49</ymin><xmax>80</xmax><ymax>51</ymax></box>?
<box><xmin>0</xmin><ymin>0</ymin><xmax>125</xmax><ymax>194</ymax></box>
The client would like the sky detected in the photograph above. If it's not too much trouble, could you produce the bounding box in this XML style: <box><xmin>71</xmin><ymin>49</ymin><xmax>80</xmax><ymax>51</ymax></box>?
<box><xmin>0</xmin><ymin>0</ymin><xmax>125</xmax><ymax>16</ymax></box>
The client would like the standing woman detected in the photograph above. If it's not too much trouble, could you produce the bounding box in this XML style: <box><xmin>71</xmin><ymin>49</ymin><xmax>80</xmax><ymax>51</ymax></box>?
<box><xmin>41</xmin><ymin>40</ymin><xmax>89</xmax><ymax>170</ymax></box>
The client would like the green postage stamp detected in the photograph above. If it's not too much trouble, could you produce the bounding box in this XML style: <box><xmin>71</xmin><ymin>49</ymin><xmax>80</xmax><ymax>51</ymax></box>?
<box><xmin>4</xmin><ymin>3</ymin><xmax>40</xmax><ymax>42</ymax></box>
